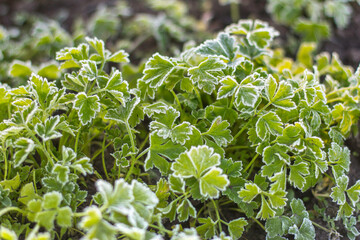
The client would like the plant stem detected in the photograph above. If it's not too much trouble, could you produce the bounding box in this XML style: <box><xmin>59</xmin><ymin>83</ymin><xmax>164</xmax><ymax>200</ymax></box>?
<box><xmin>225</xmin><ymin>145</ymin><xmax>249</xmax><ymax>151</ymax></box>
<box><xmin>194</xmin><ymin>88</ymin><xmax>203</xmax><ymax>109</ymax></box>
<box><xmin>0</xmin><ymin>207</ymin><xmax>26</xmax><ymax>217</ymax></box>
<box><xmin>124</xmin><ymin>122</ymin><xmax>137</xmax><ymax>181</ymax></box>
<box><xmin>171</xmin><ymin>90</ymin><xmax>183</xmax><ymax>113</ymax></box>
<box><xmin>243</xmin><ymin>153</ymin><xmax>259</xmax><ymax>174</ymax></box>
<box><xmin>148</xmin><ymin>224</ymin><xmax>173</xmax><ymax>236</ymax></box>
<box><xmin>74</xmin><ymin>124</ymin><xmax>82</xmax><ymax>154</ymax></box>
<box><xmin>311</xmin><ymin>220</ymin><xmax>332</xmax><ymax>233</ymax></box>
<box><xmin>326</xmin><ymin>85</ymin><xmax>359</xmax><ymax>98</ymax></box>
<box><xmin>230</xmin><ymin>2</ymin><xmax>240</xmax><ymax>22</ymax></box>
<box><xmin>251</xmin><ymin>217</ymin><xmax>265</xmax><ymax>231</ymax></box>
<box><xmin>90</xmin><ymin>141</ymin><xmax>113</xmax><ymax>162</ymax></box>
<box><xmin>211</xmin><ymin>199</ymin><xmax>222</xmax><ymax>233</ymax></box>
<box><xmin>135</xmin><ymin>148</ymin><xmax>149</xmax><ymax>161</ymax></box>
<box><xmin>231</xmin><ymin>102</ymin><xmax>271</xmax><ymax>144</ymax></box>
<box><xmin>2</xmin><ymin>147</ymin><xmax>8</xmax><ymax>180</ymax></box>
<box><xmin>101</xmin><ymin>137</ymin><xmax>110</xmax><ymax>180</ymax></box>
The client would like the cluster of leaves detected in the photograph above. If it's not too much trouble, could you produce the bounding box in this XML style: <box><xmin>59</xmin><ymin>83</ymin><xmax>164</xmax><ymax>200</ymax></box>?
<box><xmin>266</xmin><ymin>0</ymin><xmax>360</xmax><ymax>42</ymax></box>
<box><xmin>0</xmin><ymin>17</ymin><xmax>360</xmax><ymax>239</ymax></box>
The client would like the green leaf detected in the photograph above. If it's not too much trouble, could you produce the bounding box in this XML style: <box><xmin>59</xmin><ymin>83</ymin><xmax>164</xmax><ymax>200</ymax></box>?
<box><xmin>289</xmin><ymin>218</ymin><xmax>315</xmax><ymax>240</ymax></box>
<box><xmin>37</xmin><ymin>62</ymin><xmax>60</xmax><ymax>79</ymax></box>
<box><xmin>196</xmin><ymin>217</ymin><xmax>216</xmax><ymax>239</ymax></box>
<box><xmin>188</xmin><ymin>57</ymin><xmax>226</xmax><ymax>94</ymax></box>
<box><xmin>289</xmin><ymin>161</ymin><xmax>310</xmax><ymax>190</ymax></box>
<box><xmin>19</xmin><ymin>183</ymin><xmax>39</xmax><ymax>205</ymax></box>
<box><xmin>228</xmin><ymin>218</ymin><xmax>248</xmax><ymax>239</ymax></box>
<box><xmin>257</xmin><ymin>195</ymin><xmax>276</xmax><ymax>220</ymax></box>
<box><xmin>62</xmin><ymin>73</ymin><xmax>88</xmax><ymax>92</ymax></box>
<box><xmin>265</xmin><ymin>216</ymin><xmax>292</xmax><ymax>238</ymax></box>
<box><xmin>177</xmin><ymin>199</ymin><xmax>196</xmax><ymax>222</ymax></box>
<box><xmin>217</xmin><ymin>76</ymin><xmax>239</xmax><ymax>99</ymax></box>
<box><xmin>108</xmin><ymin>50</ymin><xmax>129</xmax><ymax>63</ymax></box>
<box><xmin>13</xmin><ymin>138</ymin><xmax>35</xmax><ymax>167</ymax></box>
<box><xmin>296</xmin><ymin>43</ymin><xmax>316</xmax><ymax>68</ymax></box>
<box><xmin>0</xmin><ymin>174</ymin><xmax>20</xmax><ymax>191</ymax></box>
<box><xmin>35</xmin><ymin>210</ymin><xmax>57</xmax><ymax>230</ymax></box>
<box><xmin>9</xmin><ymin>60</ymin><xmax>32</xmax><ymax>78</ymax></box>
<box><xmin>234</xmin><ymin>83</ymin><xmax>260</xmax><ymax>107</ymax></box>
<box><xmin>197</xmin><ymin>33</ymin><xmax>238</xmax><ymax>62</ymax></box>
<box><xmin>256</xmin><ymin>112</ymin><xmax>283</xmax><ymax>140</ymax></box>
<box><xmin>86</xmin><ymin>37</ymin><xmax>105</xmax><ymax>58</ymax></box>
<box><xmin>105</xmin><ymin>97</ymin><xmax>140</xmax><ymax>125</ymax></box>
<box><xmin>0</xmin><ymin>226</ymin><xmax>17</xmax><ymax>240</ymax></box>
<box><xmin>267</xmin><ymin>190</ymin><xmax>287</xmax><ymax>209</ymax></box>
<box><xmin>238</xmin><ymin>183</ymin><xmax>261</xmax><ymax>202</ymax></box>
<box><xmin>264</xmin><ymin>75</ymin><xmax>296</xmax><ymax>110</ymax></box>
<box><xmin>74</xmin><ymin>93</ymin><xmax>100</xmax><ymax>125</ymax></box>
<box><xmin>142</xmin><ymin>53</ymin><xmax>175</xmax><ymax>89</ymax></box>
<box><xmin>99</xmin><ymin>70</ymin><xmax>129</xmax><ymax>104</ymax></box>
<box><xmin>43</xmin><ymin>191</ymin><xmax>62</xmax><ymax>210</ymax></box>
<box><xmin>347</xmin><ymin>180</ymin><xmax>360</xmax><ymax>206</ymax></box>
<box><xmin>203</xmin><ymin>116</ymin><xmax>233</xmax><ymax>147</ymax></box>
<box><xmin>35</xmin><ymin>116</ymin><xmax>62</xmax><ymax>141</ymax></box>
<box><xmin>328</xmin><ymin>142</ymin><xmax>350</xmax><ymax>180</ymax></box>
<box><xmin>79</xmin><ymin>60</ymin><xmax>98</xmax><ymax>81</ymax></box>
<box><xmin>29</xmin><ymin>74</ymin><xmax>55</xmax><ymax>109</ymax></box>
<box><xmin>56</xmin><ymin>207</ymin><xmax>72</xmax><ymax>227</ymax></box>
<box><xmin>263</xmin><ymin>144</ymin><xmax>290</xmax><ymax>166</ymax></box>
<box><xmin>330</xmin><ymin>175</ymin><xmax>348</xmax><ymax>205</ymax></box>
<box><xmin>200</xmin><ymin>167</ymin><xmax>229</xmax><ymax>198</ymax></box>
<box><xmin>169</xmin><ymin>175</ymin><xmax>185</xmax><ymax>194</ymax></box>
<box><xmin>290</xmin><ymin>199</ymin><xmax>309</xmax><ymax>226</ymax></box>
<box><xmin>171</xmin><ymin>145</ymin><xmax>220</xmax><ymax>179</ymax></box>
<box><xmin>219</xmin><ymin>158</ymin><xmax>242</xmax><ymax>177</ymax></box>
<box><xmin>145</xmin><ymin>132</ymin><xmax>186</xmax><ymax>174</ymax></box>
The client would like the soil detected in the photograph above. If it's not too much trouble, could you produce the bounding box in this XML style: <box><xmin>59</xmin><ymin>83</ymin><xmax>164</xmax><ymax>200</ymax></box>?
<box><xmin>1</xmin><ymin>0</ymin><xmax>360</xmax><ymax>239</ymax></box>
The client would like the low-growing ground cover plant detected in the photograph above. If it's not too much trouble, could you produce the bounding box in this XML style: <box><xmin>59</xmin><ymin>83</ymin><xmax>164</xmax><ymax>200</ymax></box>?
<box><xmin>0</xmin><ymin>18</ymin><xmax>359</xmax><ymax>239</ymax></box>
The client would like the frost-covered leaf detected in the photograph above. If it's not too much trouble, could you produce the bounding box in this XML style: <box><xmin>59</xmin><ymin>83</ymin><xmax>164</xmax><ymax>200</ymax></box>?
<box><xmin>169</xmin><ymin>175</ymin><xmax>185</xmax><ymax>194</ymax></box>
<box><xmin>105</xmin><ymin>97</ymin><xmax>140</xmax><ymax>125</ymax></box>
<box><xmin>328</xmin><ymin>142</ymin><xmax>350</xmax><ymax>180</ymax></box>
<box><xmin>188</xmin><ymin>57</ymin><xmax>226</xmax><ymax>94</ymax></box>
<box><xmin>98</xmin><ymin>70</ymin><xmax>129</xmax><ymax>104</ymax></box>
<box><xmin>228</xmin><ymin>218</ymin><xmax>247</xmax><ymax>239</ymax></box>
<box><xmin>142</xmin><ymin>53</ymin><xmax>175</xmax><ymax>89</ymax></box>
<box><xmin>177</xmin><ymin>199</ymin><xmax>196</xmax><ymax>222</ymax></box>
<box><xmin>264</xmin><ymin>75</ymin><xmax>295</xmax><ymax>110</ymax></box>
<box><xmin>172</xmin><ymin>145</ymin><xmax>220</xmax><ymax>179</ymax></box>
<box><xmin>74</xmin><ymin>93</ymin><xmax>100</xmax><ymax>125</ymax></box>
<box><xmin>145</xmin><ymin>132</ymin><xmax>186</xmax><ymax>174</ymax></box>
<box><xmin>56</xmin><ymin>207</ymin><xmax>72</xmax><ymax>227</ymax></box>
<box><xmin>203</xmin><ymin>116</ymin><xmax>233</xmax><ymax>147</ymax></box>
<box><xmin>13</xmin><ymin>138</ymin><xmax>35</xmax><ymax>167</ymax></box>
<box><xmin>238</xmin><ymin>183</ymin><xmax>261</xmax><ymax>202</ymax></box>
<box><xmin>289</xmin><ymin>161</ymin><xmax>310</xmax><ymax>190</ymax></box>
<box><xmin>86</xmin><ymin>37</ymin><xmax>105</xmax><ymax>58</ymax></box>
<box><xmin>347</xmin><ymin>180</ymin><xmax>360</xmax><ymax>206</ymax></box>
<box><xmin>289</xmin><ymin>218</ymin><xmax>315</xmax><ymax>240</ymax></box>
<box><xmin>256</xmin><ymin>112</ymin><xmax>283</xmax><ymax>140</ymax></box>
<box><xmin>197</xmin><ymin>217</ymin><xmax>216</xmax><ymax>239</ymax></box>
<box><xmin>35</xmin><ymin>116</ymin><xmax>62</xmax><ymax>141</ymax></box>
<box><xmin>257</xmin><ymin>195</ymin><xmax>276</xmax><ymax>220</ymax></box>
<box><xmin>197</xmin><ymin>33</ymin><xmax>238</xmax><ymax>62</ymax></box>
<box><xmin>200</xmin><ymin>167</ymin><xmax>229</xmax><ymax>198</ymax></box>
<box><xmin>217</xmin><ymin>76</ymin><xmax>239</xmax><ymax>99</ymax></box>
<box><xmin>108</xmin><ymin>50</ymin><xmax>129</xmax><ymax>63</ymax></box>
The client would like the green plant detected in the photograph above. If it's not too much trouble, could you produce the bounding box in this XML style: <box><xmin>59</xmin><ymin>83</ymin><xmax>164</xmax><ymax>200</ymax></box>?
<box><xmin>0</xmin><ymin>18</ymin><xmax>359</xmax><ymax>239</ymax></box>
<box><xmin>266</xmin><ymin>0</ymin><xmax>359</xmax><ymax>42</ymax></box>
